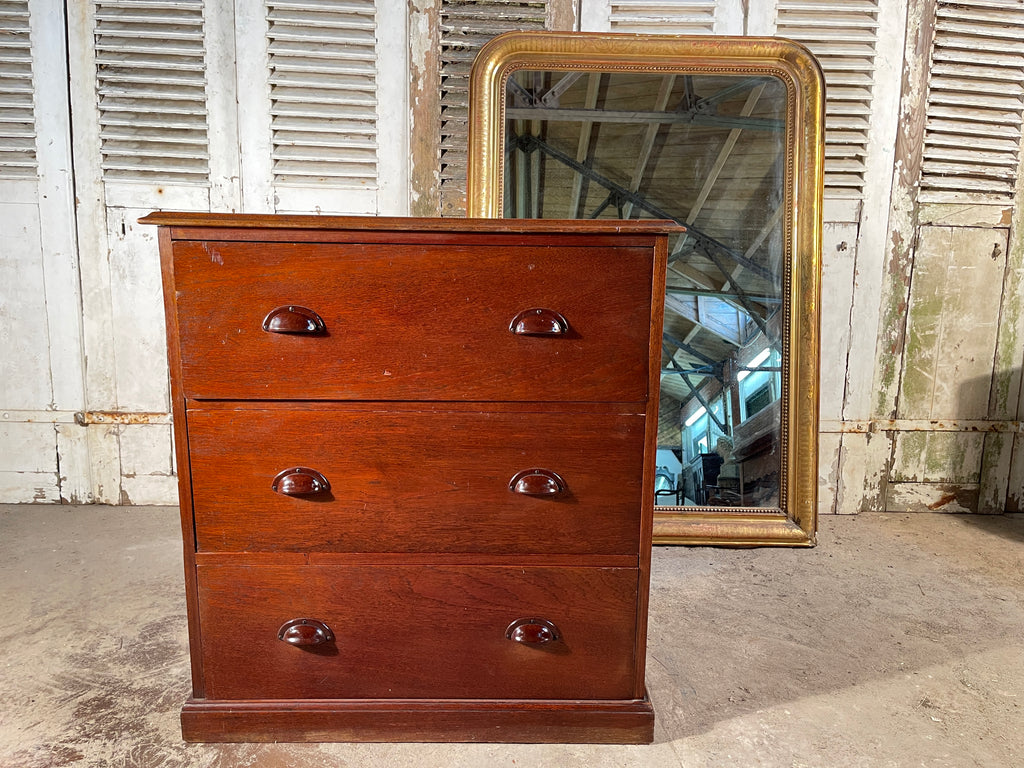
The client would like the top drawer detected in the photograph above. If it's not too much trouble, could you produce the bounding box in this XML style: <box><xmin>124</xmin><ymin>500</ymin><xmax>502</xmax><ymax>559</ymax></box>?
<box><xmin>171</xmin><ymin>241</ymin><xmax>655</xmax><ymax>401</ymax></box>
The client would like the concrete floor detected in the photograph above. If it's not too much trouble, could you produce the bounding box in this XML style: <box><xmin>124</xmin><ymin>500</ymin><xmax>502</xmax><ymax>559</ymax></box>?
<box><xmin>1</xmin><ymin>505</ymin><xmax>1022</xmax><ymax>768</ymax></box>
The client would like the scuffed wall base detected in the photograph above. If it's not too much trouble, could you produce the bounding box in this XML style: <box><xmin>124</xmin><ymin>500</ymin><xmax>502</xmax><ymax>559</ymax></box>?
<box><xmin>0</xmin><ymin>415</ymin><xmax>177</xmax><ymax>504</ymax></box>
<box><xmin>885</xmin><ymin>482</ymin><xmax>981</xmax><ymax>514</ymax></box>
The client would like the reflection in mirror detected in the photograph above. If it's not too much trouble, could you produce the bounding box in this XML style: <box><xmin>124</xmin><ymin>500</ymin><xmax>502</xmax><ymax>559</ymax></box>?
<box><xmin>503</xmin><ymin>70</ymin><xmax>787</xmax><ymax>509</ymax></box>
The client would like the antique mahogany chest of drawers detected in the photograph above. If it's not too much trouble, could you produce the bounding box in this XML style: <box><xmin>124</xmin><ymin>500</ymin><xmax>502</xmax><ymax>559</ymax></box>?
<box><xmin>141</xmin><ymin>212</ymin><xmax>669</xmax><ymax>743</ymax></box>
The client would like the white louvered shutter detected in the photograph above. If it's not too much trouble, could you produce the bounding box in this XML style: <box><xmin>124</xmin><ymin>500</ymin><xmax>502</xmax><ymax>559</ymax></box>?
<box><xmin>438</xmin><ymin>0</ymin><xmax>548</xmax><ymax>215</ymax></box>
<box><xmin>767</xmin><ymin>1</ymin><xmax>881</xmax><ymax>203</ymax></box>
<box><xmin>0</xmin><ymin>0</ymin><xmax>35</xmax><ymax>179</ymax></box>
<box><xmin>237</xmin><ymin>0</ymin><xmax>407</xmax><ymax>214</ymax></box>
<box><xmin>267</xmin><ymin>0</ymin><xmax>377</xmax><ymax>209</ymax></box>
<box><xmin>919</xmin><ymin>0</ymin><xmax>1024</xmax><ymax>203</ymax></box>
<box><xmin>582</xmin><ymin>0</ymin><xmax>743</xmax><ymax>33</ymax></box>
<box><xmin>93</xmin><ymin>0</ymin><xmax>209</xmax><ymax>186</ymax></box>
<box><xmin>601</xmin><ymin>1</ymin><xmax>724</xmax><ymax>34</ymax></box>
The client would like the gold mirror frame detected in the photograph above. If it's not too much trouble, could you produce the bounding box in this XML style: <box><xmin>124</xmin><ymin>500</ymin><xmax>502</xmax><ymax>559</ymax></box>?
<box><xmin>467</xmin><ymin>32</ymin><xmax>823</xmax><ymax>546</ymax></box>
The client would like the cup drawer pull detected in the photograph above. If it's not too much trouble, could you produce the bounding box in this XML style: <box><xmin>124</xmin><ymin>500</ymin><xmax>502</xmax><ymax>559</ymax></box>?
<box><xmin>278</xmin><ymin>618</ymin><xmax>334</xmax><ymax>647</ymax></box>
<box><xmin>509</xmin><ymin>308</ymin><xmax>569</xmax><ymax>336</ymax></box>
<box><xmin>262</xmin><ymin>305</ymin><xmax>326</xmax><ymax>334</ymax></box>
<box><xmin>271</xmin><ymin>467</ymin><xmax>331</xmax><ymax>496</ymax></box>
<box><xmin>506</xmin><ymin>618</ymin><xmax>560</xmax><ymax>645</ymax></box>
<box><xmin>508</xmin><ymin>468</ymin><xmax>567</xmax><ymax>496</ymax></box>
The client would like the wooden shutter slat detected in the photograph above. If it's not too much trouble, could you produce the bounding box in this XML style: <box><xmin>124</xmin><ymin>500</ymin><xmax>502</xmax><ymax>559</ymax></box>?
<box><xmin>920</xmin><ymin>2</ymin><xmax>1024</xmax><ymax>200</ymax></box>
<box><xmin>0</xmin><ymin>0</ymin><xmax>35</xmax><ymax>178</ymax></box>
<box><xmin>609</xmin><ymin>2</ymin><xmax>717</xmax><ymax>34</ymax></box>
<box><xmin>923</xmin><ymin>149</ymin><xmax>1018</xmax><ymax>167</ymax></box>
<box><xmin>775</xmin><ymin>0</ymin><xmax>881</xmax><ymax>199</ymax></box>
<box><xmin>267</xmin><ymin>0</ymin><xmax>379</xmax><ymax>190</ymax></box>
<box><xmin>438</xmin><ymin>0</ymin><xmax>548</xmax><ymax>214</ymax></box>
<box><xmin>93</xmin><ymin>0</ymin><xmax>209</xmax><ymax>184</ymax></box>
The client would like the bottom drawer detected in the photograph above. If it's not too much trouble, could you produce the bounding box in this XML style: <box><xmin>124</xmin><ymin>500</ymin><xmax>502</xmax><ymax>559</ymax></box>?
<box><xmin>196</xmin><ymin>564</ymin><xmax>640</xmax><ymax>701</ymax></box>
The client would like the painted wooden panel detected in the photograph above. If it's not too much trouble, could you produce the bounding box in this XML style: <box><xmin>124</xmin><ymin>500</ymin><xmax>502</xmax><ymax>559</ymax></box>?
<box><xmin>885</xmin><ymin>481</ymin><xmax>978</xmax><ymax>513</ymax></box>
<box><xmin>817</xmin><ymin>430</ymin><xmax>842</xmax><ymax>516</ymax></box>
<box><xmin>760</xmin><ymin>0</ymin><xmax>908</xmax><ymax>429</ymax></box>
<box><xmin>989</xmin><ymin>242</ymin><xmax>1024</xmax><ymax>422</ymax></box>
<box><xmin>819</xmin><ymin>223</ymin><xmax>859</xmax><ymax>423</ymax></box>
<box><xmin>890</xmin><ymin>430</ymin><xmax>985</xmax><ymax>484</ymax></box>
<box><xmin>0</xmin><ymin>2</ymin><xmax>88</xmax><ymax>505</ymax></box>
<box><xmin>898</xmin><ymin>225</ymin><xmax>1008</xmax><ymax>420</ymax></box>
<box><xmin>835</xmin><ymin>430</ymin><xmax>891</xmax><ymax>514</ymax></box>
<box><xmin>919</xmin><ymin>0</ymin><xmax>1024</xmax><ymax>204</ymax></box>
<box><xmin>437</xmin><ymin>0</ymin><xmax>549</xmax><ymax>214</ymax></box>
<box><xmin>0</xmin><ymin>0</ymin><xmax>35</xmax><ymax>178</ymax></box>
<box><xmin>105</xmin><ymin>209</ymin><xmax>169</xmax><ymax>413</ymax></box>
<box><xmin>1008</xmin><ymin>431</ymin><xmax>1024</xmax><ymax>513</ymax></box>
<box><xmin>120</xmin><ymin>422</ymin><xmax>177</xmax><ymax>505</ymax></box>
<box><xmin>119</xmin><ymin>423</ymin><xmax>174</xmax><ymax>478</ymax></box>
<box><xmin>235</xmin><ymin>0</ymin><xmax>408</xmax><ymax>215</ymax></box>
<box><xmin>0</xmin><ymin>201</ymin><xmax>52</xmax><ymax>410</ymax></box>
<box><xmin>763</xmin><ymin>0</ymin><xmax>883</xmax><ymax>199</ymax></box>
<box><xmin>599</xmin><ymin>1</ymin><xmax>739</xmax><ymax>34</ymax></box>
<box><xmin>55</xmin><ymin>422</ymin><xmax>90</xmax><ymax>504</ymax></box>
<box><xmin>0</xmin><ymin>421</ymin><xmax>60</xmax><ymax>503</ymax></box>
<box><xmin>979</xmin><ymin>430</ymin><xmax>1015</xmax><ymax>514</ymax></box>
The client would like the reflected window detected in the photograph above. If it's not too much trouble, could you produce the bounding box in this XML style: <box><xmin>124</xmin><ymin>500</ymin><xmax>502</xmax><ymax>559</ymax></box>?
<box><xmin>738</xmin><ymin>347</ymin><xmax>781</xmax><ymax>421</ymax></box>
<box><xmin>744</xmin><ymin>382</ymin><xmax>774</xmax><ymax>419</ymax></box>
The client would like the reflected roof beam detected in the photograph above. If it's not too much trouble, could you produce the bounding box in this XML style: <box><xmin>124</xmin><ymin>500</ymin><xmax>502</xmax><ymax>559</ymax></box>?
<box><xmin>665</xmin><ymin>293</ymin><xmax>743</xmax><ymax>347</ymax></box>
<box><xmin>506</xmin><ymin>106</ymin><xmax>784</xmax><ymax>132</ymax></box>
<box><xmin>684</xmin><ymin>84</ymin><xmax>766</xmax><ymax>225</ymax></box>
<box><xmin>623</xmin><ymin>74</ymin><xmax>676</xmax><ymax>219</ymax></box>
<box><xmin>569</xmin><ymin>73</ymin><xmax>602</xmax><ymax>217</ymax></box>
<box><xmin>663</xmin><ymin>366</ymin><xmax>781</xmax><ymax>375</ymax></box>
<box><xmin>663</xmin><ymin>330</ymin><xmax>719</xmax><ymax>368</ymax></box>
<box><xmin>666</xmin><ymin>285</ymin><xmax>781</xmax><ymax>304</ymax></box>
<box><xmin>680</xmin><ymin>373</ymin><xmax>728</xmax><ymax>434</ymax></box>
<box><xmin>540</xmin><ymin>71</ymin><xmax>584</xmax><ymax>107</ymax></box>
<box><xmin>692</xmin><ymin>77</ymin><xmax>773</xmax><ymax>109</ymax></box>
<box><xmin>509</xmin><ymin>133</ymin><xmax>775</xmax><ymax>282</ymax></box>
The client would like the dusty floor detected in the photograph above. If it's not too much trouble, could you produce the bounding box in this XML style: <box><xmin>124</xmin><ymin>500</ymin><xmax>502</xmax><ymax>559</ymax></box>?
<box><xmin>0</xmin><ymin>505</ymin><xmax>1021</xmax><ymax>768</ymax></box>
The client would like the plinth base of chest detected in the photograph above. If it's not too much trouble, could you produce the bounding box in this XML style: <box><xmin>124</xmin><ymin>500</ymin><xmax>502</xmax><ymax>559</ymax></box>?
<box><xmin>180</xmin><ymin>694</ymin><xmax>655</xmax><ymax>744</ymax></box>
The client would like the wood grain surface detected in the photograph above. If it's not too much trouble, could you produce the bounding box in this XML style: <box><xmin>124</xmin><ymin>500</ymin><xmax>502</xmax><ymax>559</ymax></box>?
<box><xmin>187</xmin><ymin>407</ymin><xmax>645</xmax><ymax>554</ymax></box>
<box><xmin>197</xmin><ymin>564</ymin><xmax>639</xmax><ymax>701</ymax></box>
<box><xmin>180</xmin><ymin>696</ymin><xmax>655</xmax><ymax>743</ymax></box>
<box><xmin>172</xmin><ymin>240</ymin><xmax>653</xmax><ymax>402</ymax></box>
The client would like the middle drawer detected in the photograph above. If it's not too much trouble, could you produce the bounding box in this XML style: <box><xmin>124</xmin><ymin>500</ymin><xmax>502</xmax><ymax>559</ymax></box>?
<box><xmin>188</xmin><ymin>407</ymin><xmax>646</xmax><ymax>554</ymax></box>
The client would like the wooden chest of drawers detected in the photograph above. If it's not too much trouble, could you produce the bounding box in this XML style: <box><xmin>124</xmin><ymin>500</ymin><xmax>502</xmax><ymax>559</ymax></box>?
<box><xmin>142</xmin><ymin>213</ymin><xmax>669</xmax><ymax>743</ymax></box>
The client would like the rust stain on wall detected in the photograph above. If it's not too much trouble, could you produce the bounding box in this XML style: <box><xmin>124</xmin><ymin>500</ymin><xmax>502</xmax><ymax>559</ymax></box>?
<box><xmin>74</xmin><ymin>411</ymin><xmax>171</xmax><ymax>426</ymax></box>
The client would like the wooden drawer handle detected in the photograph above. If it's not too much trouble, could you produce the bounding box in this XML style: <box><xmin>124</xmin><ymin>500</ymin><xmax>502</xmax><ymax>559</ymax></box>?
<box><xmin>272</xmin><ymin>467</ymin><xmax>331</xmax><ymax>496</ymax></box>
<box><xmin>509</xmin><ymin>308</ymin><xmax>569</xmax><ymax>336</ymax></box>
<box><xmin>262</xmin><ymin>305</ymin><xmax>326</xmax><ymax>334</ymax></box>
<box><xmin>509</xmin><ymin>468</ymin><xmax>566</xmax><ymax>496</ymax></box>
<box><xmin>278</xmin><ymin>618</ymin><xmax>334</xmax><ymax>646</ymax></box>
<box><xmin>506</xmin><ymin>618</ymin><xmax>560</xmax><ymax>645</ymax></box>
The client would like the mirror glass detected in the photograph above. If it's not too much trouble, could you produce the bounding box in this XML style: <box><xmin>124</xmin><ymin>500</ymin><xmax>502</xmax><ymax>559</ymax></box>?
<box><xmin>468</xmin><ymin>33</ymin><xmax>823</xmax><ymax>545</ymax></box>
<box><xmin>503</xmin><ymin>70</ymin><xmax>787</xmax><ymax>510</ymax></box>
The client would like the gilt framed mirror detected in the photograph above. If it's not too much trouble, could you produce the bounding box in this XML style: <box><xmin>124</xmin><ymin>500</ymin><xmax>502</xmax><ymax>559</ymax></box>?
<box><xmin>467</xmin><ymin>32</ymin><xmax>823</xmax><ymax>545</ymax></box>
